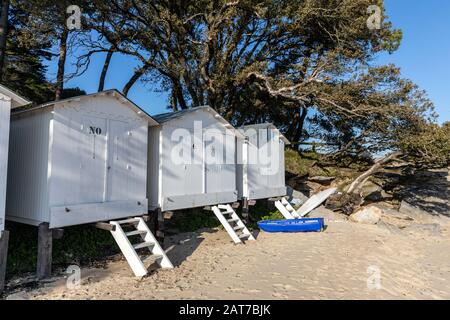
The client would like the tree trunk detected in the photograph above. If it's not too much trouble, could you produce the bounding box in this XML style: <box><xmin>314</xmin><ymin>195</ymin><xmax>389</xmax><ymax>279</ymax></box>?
<box><xmin>0</xmin><ymin>0</ymin><xmax>10</xmax><ymax>79</ymax></box>
<box><xmin>55</xmin><ymin>28</ymin><xmax>69</xmax><ymax>101</ymax></box>
<box><xmin>293</xmin><ymin>106</ymin><xmax>308</xmax><ymax>143</ymax></box>
<box><xmin>98</xmin><ymin>48</ymin><xmax>114</xmax><ymax>92</ymax></box>
<box><xmin>174</xmin><ymin>79</ymin><xmax>187</xmax><ymax>110</ymax></box>
<box><xmin>287</xmin><ymin>106</ymin><xmax>308</xmax><ymax>149</ymax></box>
<box><xmin>123</xmin><ymin>64</ymin><xmax>149</xmax><ymax>97</ymax></box>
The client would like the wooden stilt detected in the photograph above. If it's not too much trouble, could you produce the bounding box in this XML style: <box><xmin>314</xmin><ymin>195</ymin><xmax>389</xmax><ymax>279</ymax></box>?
<box><xmin>37</xmin><ymin>223</ymin><xmax>52</xmax><ymax>279</ymax></box>
<box><xmin>0</xmin><ymin>230</ymin><xmax>9</xmax><ymax>293</ymax></box>
<box><xmin>242</xmin><ymin>198</ymin><xmax>249</xmax><ymax>224</ymax></box>
<box><xmin>155</xmin><ymin>208</ymin><xmax>165</xmax><ymax>249</ymax></box>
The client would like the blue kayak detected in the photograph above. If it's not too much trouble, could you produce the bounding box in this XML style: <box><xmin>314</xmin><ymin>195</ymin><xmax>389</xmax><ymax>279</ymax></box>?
<box><xmin>258</xmin><ymin>218</ymin><xmax>325</xmax><ymax>233</ymax></box>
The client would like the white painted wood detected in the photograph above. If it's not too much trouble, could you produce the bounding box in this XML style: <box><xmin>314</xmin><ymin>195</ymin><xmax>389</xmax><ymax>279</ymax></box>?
<box><xmin>150</xmin><ymin>107</ymin><xmax>241</xmax><ymax>212</ymax></box>
<box><xmin>135</xmin><ymin>218</ymin><xmax>173</xmax><ymax>269</ymax></box>
<box><xmin>275</xmin><ymin>197</ymin><xmax>300</xmax><ymax>219</ymax></box>
<box><xmin>237</xmin><ymin>124</ymin><xmax>290</xmax><ymax>201</ymax></box>
<box><xmin>147</xmin><ymin>126</ymin><xmax>161</xmax><ymax>209</ymax></box>
<box><xmin>110</xmin><ymin>217</ymin><xmax>173</xmax><ymax>277</ymax></box>
<box><xmin>0</xmin><ymin>85</ymin><xmax>29</xmax><ymax>108</ymax></box>
<box><xmin>110</xmin><ymin>221</ymin><xmax>148</xmax><ymax>277</ymax></box>
<box><xmin>296</xmin><ymin>187</ymin><xmax>337</xmax><ymax>217</ymax></box>
<box><xmin>161</xmin><ymin>191</ymin><xmax>238</xmax><ymax>212</ymax></box>
<box><xmin>6</xmin><ymin>93</ymin><xmax>154</xmax><ymax>227</ymax></box>
<box><xmin>0</xmin><ymin>86</ymin><xmax>29</xmax><ymax>235</ymax></box>
<box><xmin>0</xmin><ymin>96</ymin><xmax>11</xmax><ymax>235</ymax></box>
<box><xmin>49</xmin><ymin>199</ymin><xmax>148</xmax><ymax>228</ymax></box>
<box><xmin>6</xmin><ymin>109</ymin><xmax>52</xmax><ymax>224</ymax></box>
<box><xmin>212</xmin><ymin>204</ymin><xmax>255</xmax><ymax>244</ymax></box>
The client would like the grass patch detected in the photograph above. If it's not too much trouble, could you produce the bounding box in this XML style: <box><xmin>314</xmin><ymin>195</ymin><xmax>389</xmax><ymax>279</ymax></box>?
<box><xmin>285</xmin><ymin>149</ymin><xmax>363</xmax><ymax>180</ymax></box>
<box><xmin>285</xmin><ymin>149</ymin><xmax>330</xmax><ymax>177</ymax></box>
<box><xmin>6</xmin><ymin>222</ymin><xmax>118</xmax><ymax>277</ymax></box>
<box><xmin>245</xmin><ymin>202</ymin><xmax>285</xmax><ymax>229</ymax></box>
<box><xmin>172</xmin><ymin>210</ymin><xmax>222</xmax><ymax>233</ymax></box>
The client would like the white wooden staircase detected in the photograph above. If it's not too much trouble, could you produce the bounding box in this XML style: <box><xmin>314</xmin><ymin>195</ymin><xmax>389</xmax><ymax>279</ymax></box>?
<box><xmin>275</xmin><ymin>197</ymin><xmax>300</xmax><ymax>219</ymax></box>
<box><xmin>109</xmin><ymin>217</ymin><xmax>173</xmax><ymax>277</ymax></box>
<box><xmin>212</xmin><ymin>204</ymin><xmax>255</xmax><ymax>244</ymax></box>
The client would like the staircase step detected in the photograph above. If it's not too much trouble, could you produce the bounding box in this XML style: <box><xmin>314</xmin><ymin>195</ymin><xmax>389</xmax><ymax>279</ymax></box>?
<box><xmin>212</xmin><ymin>204</ymin><xmax>256</xmax><ymax>245</ymax></box>
<box><xmin>110</xmin><ymin>217</ymin><xmax>174</xmax><ymax>277</ymax></box>
<box><xmin>116</xmin><ymin>218</ymin><xmax>140</xmax><ymax>225</ymax></box>
<box><xmin>133</xmin><ymin>241</ymin><xmax>155</xmax><ymax>250</ymax></box>
<box><xmin>125</xmin><ymin>230</ymin><xmax>147</xmax><ymax>237</ymax></box>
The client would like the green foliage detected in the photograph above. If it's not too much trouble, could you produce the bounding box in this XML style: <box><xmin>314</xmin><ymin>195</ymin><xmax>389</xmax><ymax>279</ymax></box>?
<box><xmin>60</xmin><ymin>87</ymin><xmax>87</xmax><ymax>100</ymax></box>
<box><xmin>244</xmin><ymin>202</ymin><xmax>284</xmax><ymax>229</ymax></box>
<box><xmin>6</xmin><ymin>222</ymin><xmax>118</xmax><ymax>277</ymax></box>
<box><xmin>398</xmin><ymin>121</ymin><xmax>450</xmax><ymax>168</ymax></box>
<box><xmin>172</xmin><ymin>211</ymin><xmax>222</xmax><ymax>233</ymax></box>
<box><xmin>1</xmin><ymin>1</ymin><xmax>55</xmax><ymax>103</ymax></box>
<box><xmin>285</xmin><ymin>149</ymin><xmax>363</xmax><ymax>178</ymax></box>
<box><xmin>285</xmin><ymin>149</ymin><xmax>323</xmax><ymax>177</ymax></box>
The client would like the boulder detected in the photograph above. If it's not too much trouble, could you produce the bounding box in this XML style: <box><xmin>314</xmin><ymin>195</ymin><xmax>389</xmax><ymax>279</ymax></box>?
<box><xmin>377</xmin><ymin>206</ymin><xmax>414</xmax><ymax>221</ymax></box>
<box><xmin>350</xmin><ymin>206</ymin><xmax>382</xmax><ymax>225</ymax></box>
<box><xmin>308</xmin><ymin>205</ymin><xmax>347</xmax><ymax>222</ymax></box>
<box><xmin>361</xmin><ymin>181</ymin><xmax>383</xmax><ymax>197</ymax></box>
<box><xmin>399</xmin><ymin>201</ymin><xmax>438</xmax><ymax>221</ymax></box>
<box><xmin>286</xmin><ymin>186</ymin><xmax>308</xmax><ymax>205</ymax></box>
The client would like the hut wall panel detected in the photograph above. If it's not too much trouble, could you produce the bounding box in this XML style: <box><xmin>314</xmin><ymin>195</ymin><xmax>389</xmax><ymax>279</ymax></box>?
<box><xmin>6</xmin><ymin>110</ymin><xmax>52</xmax><ymax>224</ymax></box>
<box><xmin>0</xmin><ymin>96</ymin><xmax>11</xmax><ymax>232</ymax></box>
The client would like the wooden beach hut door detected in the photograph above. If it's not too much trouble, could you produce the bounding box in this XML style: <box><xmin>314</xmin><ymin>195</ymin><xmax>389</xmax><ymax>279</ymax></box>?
<box><xmin>204</xmin><ymin>132</ymin><xmax>224</xmax><ymax>194</ymax></box>
<box><xmin>79</xmin><ymin>116</ymin><xmax>108</xmax><ymax>203</ymax></box>
<box><xmin>107</xmin><ymin>120</ymin><xmax>129</xmax><ymax>201</ymax></box>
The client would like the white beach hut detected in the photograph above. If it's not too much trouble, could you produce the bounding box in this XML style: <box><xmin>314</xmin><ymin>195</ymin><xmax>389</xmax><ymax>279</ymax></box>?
<box><xmin>5</xmin><ymin>90</ymin><xmax>175</xmax><ymax>279</ymax></box>
<box><xmin>236</xmin><ymin>123</ymin><xmax>290</xmax><ymax>201</ymax></box>
<box><xmin>6</xmin><ymin>90</ymin><xmax>157</xmax><ymax>228</ymax></box>
<box><xmin>0</xmin><ymin>85</ymin><xmax>29</xmax><ymax>292</ymax></box>
<box><xmin>0</xmin><ymin>85</ymin><xmax>30</xmax><ymax>236</ymax></box>
<box><xmin>148</xmin><ymin>106</ymin><xmax>255</xmax><ymax>245</ymax></box>
<box><xmin>148</xmin><ymin>106</ymin><xmax>244</xmax><ymax>212</ymax></box>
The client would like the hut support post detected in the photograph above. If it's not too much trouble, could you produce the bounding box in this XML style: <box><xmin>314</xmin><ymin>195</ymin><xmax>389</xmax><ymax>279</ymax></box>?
<box><xmin>242</xmin><ymin>198</ymin><xmax>249</xmax><ymax>224</ymax></box>
<box><xmin>37</xmin><ymin>222</ymin><xmax>52</xmax><ymax>279</ymax></box>
<box><xmin>0</xmin><ymin>230</ymin><xmax>9</xmax><ymax>293</ymax></box>
<box><xmin>155</xmin><ymin>208</ymin><xmax>165</xmax><ymax>249</ymax></box>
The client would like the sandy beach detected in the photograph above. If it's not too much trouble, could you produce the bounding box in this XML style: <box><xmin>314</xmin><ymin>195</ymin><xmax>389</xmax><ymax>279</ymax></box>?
<box><xmin>6</xmin><ymin>212</ymin><xmax>450</xmax><ymax>300</ymax></box>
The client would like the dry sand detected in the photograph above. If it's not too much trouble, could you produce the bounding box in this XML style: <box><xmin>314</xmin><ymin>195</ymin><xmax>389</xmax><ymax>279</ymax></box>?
<box><xmin>6</xmin><ymin>215</ymin><xmax>450</xmax><ymax>300</ymax></box>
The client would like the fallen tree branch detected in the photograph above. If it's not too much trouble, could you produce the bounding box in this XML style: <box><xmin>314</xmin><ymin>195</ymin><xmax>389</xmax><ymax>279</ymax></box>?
<box><xmin>346</xmin><ymin>151</ymin><xmax>402</xmax><ymax>194</ymax></box>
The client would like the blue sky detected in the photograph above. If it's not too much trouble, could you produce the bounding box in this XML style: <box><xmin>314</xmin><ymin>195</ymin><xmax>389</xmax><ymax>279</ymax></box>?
<box><xmin>49</xmin><ymin>1</ymin><xmax>449</xmax><ymax>122</ymax></box>
<box><xmin>377</xmin><ymin>0</ymin><xmax>450</xmax><ymax>124</ymax></box>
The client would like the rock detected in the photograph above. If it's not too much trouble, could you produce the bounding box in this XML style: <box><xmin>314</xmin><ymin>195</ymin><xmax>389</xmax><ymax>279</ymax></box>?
<box><xmin>361</xmin><ymin>181</ymin><xmax>382</xmax><ymax>197</ymax></box>
<box><xmin>6</xmin><ymin>291</ymin><xmax>30</xmax><ymax>300</ymax></box>
<box><xmin>399</xmin><ymin>201</ymin><xmax>438</xmax><ymax>221</ymax></box>
<box><xmin>308</xmin><ymin>176</ymin><xmax>336</xmax><ymax>185</ymax></box>
<box><xmin>364</xmin><ymin>190</ymin><xmax>383</xmax><ymax>202</ymax></box>
<box><xmin>377</xmin><ymin>207</ymin><xmax>414</xmax><ymax>221</ymax></box>
<box><xmin>286</xmin><ymin>186</ymin><xmax>308</xmax><ymax>205</ymax></box>
<box><xmin>403</xmin><ymin>223</ymin><xmax>442</xmax><ymax>237</ymax></box>
<box><xmin>360</xmin><ymin>181</ymin><xmax>394</xmax><ymax>202</ymax></box>
<box><xmin>289</xmin><ymin>198</ymin><xmax>303</xmax><ymax>207</ymax></box>
<box><xmin>350</xmin><ymin>206</ymin><xmax>382</xmax><ymax>225</ymax></box>
<box><xmin>308</xmin><ymin>205</ymin><xmax>347</xmax><ymax>222</ymax></box>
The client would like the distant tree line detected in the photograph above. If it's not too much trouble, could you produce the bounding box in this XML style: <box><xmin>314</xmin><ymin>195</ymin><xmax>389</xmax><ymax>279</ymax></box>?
<box><xmin>0</xmin><ymin>0</ymin><xmax>448</xmax><ymax>167</ymax></box>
